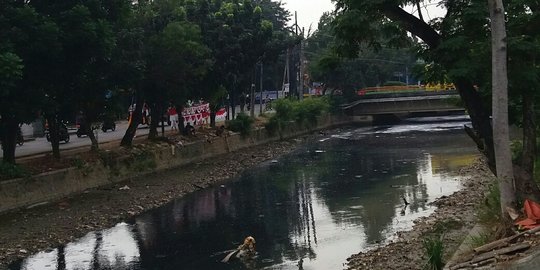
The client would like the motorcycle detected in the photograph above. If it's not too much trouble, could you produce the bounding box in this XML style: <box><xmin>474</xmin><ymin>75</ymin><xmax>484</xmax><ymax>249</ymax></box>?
<box><xmin>45</xmin><ymin>121</ymin><xmax>70</xmax><ymax>143</ymax></box>
<box><xmin>101</xmin><ymin>117</ymin><xmax>116</xmax><ymax>132</ymax></box>
<box><xmin>16</xmin><ymin>127</ymin><xmax>24</xmax><ymax>146</ymax></box>
<box><xmin>76</xmin><ymin>125</ymin><xmax>90</xmax><ymax>138</ymax></box>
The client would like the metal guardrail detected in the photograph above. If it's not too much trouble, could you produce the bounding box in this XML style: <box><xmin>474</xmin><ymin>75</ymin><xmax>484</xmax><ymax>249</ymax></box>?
<box><xmin>357</xmin><ymin>85</ymin><xmax>456</xmax><ymax>96</ymax></box>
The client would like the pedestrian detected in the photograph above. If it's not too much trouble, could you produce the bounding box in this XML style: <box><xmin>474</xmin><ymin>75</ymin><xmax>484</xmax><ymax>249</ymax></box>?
<box><xmin>168</xmin><ymin>103</ymin><xmax>179</xmax><ymax>131</ymax></box>
<box><xmin>142</xmin><ymin>101</ymin><xmax>150</xmax><ymax>125</ymax></box>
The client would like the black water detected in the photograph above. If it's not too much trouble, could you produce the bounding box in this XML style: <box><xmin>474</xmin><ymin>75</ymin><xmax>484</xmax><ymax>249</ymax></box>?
<box><xmin>12</xmin><ymin>116</ymin><xmax>479</xmax><ymax>270</ymax></box>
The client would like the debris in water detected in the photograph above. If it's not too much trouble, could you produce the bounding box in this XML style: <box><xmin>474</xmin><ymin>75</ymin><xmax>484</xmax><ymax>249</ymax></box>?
<box><xmin>315</xmin><ymin>150</ymin><xmax>326</xmax><ymax>153</ymax></box>
<box><xmin>355</xmin><ymin>175</ymin><xmax>363</xmax><ymax>179</ymax></box>
<box><xmin>271</xmin><ymin>160</ymin><xmax>278</xmax><ymax>163</ymax></box>
<box><xmin>119</xmin><ymin>185</ymin><xmax>130</xmax><ymax>191</ymax></box>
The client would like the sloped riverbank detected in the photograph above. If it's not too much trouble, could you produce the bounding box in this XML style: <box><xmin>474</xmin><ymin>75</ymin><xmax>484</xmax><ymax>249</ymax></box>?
<box><xmin>346</xmin><ymin>160</ymin><xmax>494</xmax><ymax>269</ymax></box>
<box><xmin>0</xmin><ymin>136</ymin><xmax>308</xmax><ymax>268</ymax></box>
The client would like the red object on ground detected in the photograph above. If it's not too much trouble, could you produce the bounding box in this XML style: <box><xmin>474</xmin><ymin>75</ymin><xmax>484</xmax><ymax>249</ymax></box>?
<box><xmin>515</xmin><ymin>199</ymin><xmax>540</xmax><ymax>229</ymax></box>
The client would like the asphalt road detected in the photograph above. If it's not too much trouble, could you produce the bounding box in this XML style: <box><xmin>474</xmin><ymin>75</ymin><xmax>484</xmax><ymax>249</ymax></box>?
<box><xmin>2</xmin><ymin>104</ymin><xmax>268</xmax><ymax>159</ymax></box>
<box><xmin>1</xmin><ymin>121</ymin><xmax>150</xmax><ymax>159</ymax></box>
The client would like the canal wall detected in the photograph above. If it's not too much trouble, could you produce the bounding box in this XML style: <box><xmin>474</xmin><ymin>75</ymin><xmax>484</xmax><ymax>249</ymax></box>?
<box><xmin>0</xmin><ymin>115</ymin><xmax>370</xmax><ymax>213</ymax></box>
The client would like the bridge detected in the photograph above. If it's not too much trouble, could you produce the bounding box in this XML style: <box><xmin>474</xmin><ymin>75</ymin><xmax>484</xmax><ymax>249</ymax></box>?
<box><xmin>342</xmin><ymin>85</ymin><xmax>464</xmax><ymax>116</ymax></box>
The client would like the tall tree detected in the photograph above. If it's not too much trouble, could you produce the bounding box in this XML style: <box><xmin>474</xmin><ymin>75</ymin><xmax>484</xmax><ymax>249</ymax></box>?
<box><xmin>0</xmin><ymin>2</ymin><xmax>61</xmax><ymax>162</ymax></box>
<box><xmin>489</xmin><ymin>0</ymin><xmax>516</xmax><ymax>216</ymax></box>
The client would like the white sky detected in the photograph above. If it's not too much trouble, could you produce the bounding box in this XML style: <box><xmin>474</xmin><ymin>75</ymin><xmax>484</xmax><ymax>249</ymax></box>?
<box><xmin>280</xmin><ymin>0</ymin><xmax>446</xmax><ymax>33</ymax></box>
<box><xmin>281</xmin><ymin>0</ymin><xmax>335</xmax><ymax>33</ymax></box>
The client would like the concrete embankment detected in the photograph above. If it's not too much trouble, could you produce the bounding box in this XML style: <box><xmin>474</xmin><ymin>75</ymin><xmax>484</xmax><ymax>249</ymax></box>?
<box><xmin>0</xmin><ymin>115</ymin><xmax>369</xmax><ymax>214</ymax></box>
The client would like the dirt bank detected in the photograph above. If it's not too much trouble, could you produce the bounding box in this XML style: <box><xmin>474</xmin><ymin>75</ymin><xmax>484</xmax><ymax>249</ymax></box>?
<box><xmin>346</xmin><ymin>160</ymin><xmax>494</xmax><ymax>269</ymax></box>
<box><xmin>0</xmin><ymin>135</ymin><xmax>307</xmax><ymax>269</ymax></box>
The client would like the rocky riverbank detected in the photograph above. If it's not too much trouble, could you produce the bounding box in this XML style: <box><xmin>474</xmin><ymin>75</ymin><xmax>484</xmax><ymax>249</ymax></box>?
<box><xmin>0</xmin><ymin>135</ymin><xmax>307</xmax><ymax>269</ymax></box>
<box><xmin>346</xmin><ymin>160</ymin><xmax>494</xmax><ymax>269</ymax></box>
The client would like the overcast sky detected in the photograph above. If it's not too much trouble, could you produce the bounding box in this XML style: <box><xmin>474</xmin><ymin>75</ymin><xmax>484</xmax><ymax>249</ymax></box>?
<box><xmin>280</xmin><ymin>0</ymin><xmax>446</xmax><ymax>33</ymax></box>
<box><xmin>281</xmin><ymin>0</ymin><xmax>335</xmax><ymax>32</ymax></box>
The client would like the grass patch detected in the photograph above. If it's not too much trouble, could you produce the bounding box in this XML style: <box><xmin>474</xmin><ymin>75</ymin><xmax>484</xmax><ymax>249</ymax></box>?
<box><xmin>477</xmin><ymin>183</ymin><xmax>501</xmax><ymax>225</ymax></box>
<box><xmin>423</xmin><ymin>235</ymin><xmax>445</xmax><ymax>270</ymax></box>
<box><xmin>467</xmin><ymin>232</ymin><xmax>493</xmax><ymax>249</ymax></box>
<box><xmin>0</xmin><ymin>162</ymin><xmax>30</xmax><ymax>180</ymax></box>
<box><xmin>227</xmin><ymin>112</ymin><xmax>254</xmax><ymax>138</ymax></box>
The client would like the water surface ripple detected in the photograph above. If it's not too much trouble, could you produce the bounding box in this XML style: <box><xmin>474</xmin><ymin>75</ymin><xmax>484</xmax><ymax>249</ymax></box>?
<box><xmin>12</xmin><ymin>116</ymin><xmax>479</xmax><ymax>270</ymax></box>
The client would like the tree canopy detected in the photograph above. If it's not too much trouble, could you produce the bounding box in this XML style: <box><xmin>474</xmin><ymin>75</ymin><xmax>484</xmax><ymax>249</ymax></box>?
<box><xmin>0</xmin><ymin>0</ymin><xmax>297</xmax><ymax>161</ymax></box>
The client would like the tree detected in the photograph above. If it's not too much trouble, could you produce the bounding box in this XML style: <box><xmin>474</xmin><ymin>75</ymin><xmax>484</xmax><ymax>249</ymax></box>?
<box><xmin>306</xmin><ymin>12</ymin><xmax>417</xmax><ymax>98</ymax></box>
<box><xmin>0</xmin><ymin>3</ymin><xmax>61</xmax><ymax>162</ymax></box>
<box><xmin>333</xmin><ymin>0</ymin><xmax>540</xmax><ymax>219</ymax></box>
<box><xmin>488</xmin><ymin>0</ymin><xmax>516</xmax><ymax>216</ymax></box>
<box><xmin>0</xmin><ymin>52</ymin><xmax>23</xmax><ymax>164</ymax></box>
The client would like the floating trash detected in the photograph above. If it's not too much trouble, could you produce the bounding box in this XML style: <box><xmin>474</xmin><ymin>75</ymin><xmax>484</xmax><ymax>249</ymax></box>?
<box><xmin>354</xmin><ymin>175</ymin><xmax>363</xmax><ymax>179</ymax></box>
<box><xmin>271</xmin><ymin>160</ymin><xmax>278</xmax><ymax>163</ymax></box>
<box><xmin>315</xmin><ymin>150</ymin><xmax>326</xmax><ymax>153</ymax></box>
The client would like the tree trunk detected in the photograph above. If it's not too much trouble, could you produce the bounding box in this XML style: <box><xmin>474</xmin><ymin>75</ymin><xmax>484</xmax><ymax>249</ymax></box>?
<box><xmin>210</xmin><ymin>111</ymin><xmax>216</xmax><ymax>128</ymax></box>
<box><xmin>46</xmin><ymin>115</ymin><xmax>61</xmax><ymax>159</ymax></box>
<box><xmin>380</xmin><ymin>6</ymin><xmax>499</xmax><ymax>173</ymax></box>
<box><xmin>489</xmin><ymin>0</ymin><xmax>516</xmax><ymax>216</ymax></box>
<box><xmin>178</xmin><ymin>106</ymin><xmax>185</xmax><ymax>134</ymax></box>
<box><xmin>454</xmin><ymin>79</ymin><xmax>496</xmax><ymax>173</ymax></box>
<box><xmin>86</xmin><ymin>125</ymin><xmax>99</xmax><ymax>151</ymax></box>
<box><xmin>121</xmin><ymin>96</ymin><xmax>143</xmax><ymax>147</ymax></box>
<box><xmin>82</xmin><ymin>114</ymin><xmax>98</xmax><ymax>151</ymax></box>
<box><xmin>0</xmin><ymin>117</ymin><xmax>18</xmax><ymax>164</ymax></box>
<box><xmin>514</xmin><ymin>96</ymin><xmax>540</xmax><ymax>201</ymax></box>
<box><xmin>148</xmin><ymin>103</ymin><xmax>160</xmax><ymax>140</ymax></box>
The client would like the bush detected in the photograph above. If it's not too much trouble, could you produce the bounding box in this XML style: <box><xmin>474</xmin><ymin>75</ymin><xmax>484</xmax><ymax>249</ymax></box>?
<box><xmin>0</xmin><ymin>162</ymin><xmax>30</xmax><ymax>180</ymax></box>
<box><xmin>265</xmin><ymin>97</ymin><xmax>331</xmax><ymax>135</ymax></box>
<box><xmin>477</xmin><ymin>183</ymin><xmax>501</xmax><ymax>225</ymax></box>
<box><xmin>227</xmin><ymin>113</ymin><xmax>254</xmax><ymax>137</ymax></box>
<box><xmin>294</xmin><ymin>97</ymin><xmax>330</xmax><ymax>127</ymax></box>
<box><xmin>423</xmin><ymin>236</ymin><xmax>444</xmax><ymax>270</ymax></box>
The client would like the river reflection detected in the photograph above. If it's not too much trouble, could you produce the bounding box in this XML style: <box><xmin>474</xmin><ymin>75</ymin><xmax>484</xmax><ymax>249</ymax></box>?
<box><xmin>13</xmin><ymin>117</ymin><xmax>479</xmax><ymax>270</ymax></box>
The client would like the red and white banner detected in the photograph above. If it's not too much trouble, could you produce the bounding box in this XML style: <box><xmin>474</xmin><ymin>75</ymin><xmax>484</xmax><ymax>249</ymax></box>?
<box><xmin>181</xmin><ymin>103</ymin><xmax>228</xmax><ymax>127</ymax></box>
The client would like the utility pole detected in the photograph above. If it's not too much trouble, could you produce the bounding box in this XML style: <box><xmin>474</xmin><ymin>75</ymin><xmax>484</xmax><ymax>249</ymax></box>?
<box><xmin>259</xmin><ymin>62</ymin><xmax>263</xmax><ymax>115</ymax></box>
<box><xmin>299</xmin><ymin>27</ymin><xmax>304</xmax><ymax>100</ymax></box>
<box><xmin>282</xmin><ymin>48</ymin><xmax>290</xmax><ymax>98</ymax></box>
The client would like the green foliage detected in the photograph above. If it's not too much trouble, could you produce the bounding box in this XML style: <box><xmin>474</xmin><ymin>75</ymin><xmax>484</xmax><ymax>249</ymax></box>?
<box><xmin>227</xmin><ymin>113</ymin><xmax>254</xmax><ymax>137</ymax></box>
<box><xmin>510</xmin><ymin>140</ymin><xmax>523</xmax><ymax>163</ymax></box>
<box><xmin>265</xmin><ymin>97</ymin><xmax>330</xmax><ymax>135</ymax></box>
<box><xmin>132</xmin><ymin>150</ymin><xmax>157</xmax><ymax>172</ymax></box>
<box><xmin>0</xmin><ymin>162</ymin><xmax>30</xmax><ymax>181</ymax></box>
<box><xmin>0</xmin><ymin>52</ymin><xmax>23</xmax><ymax>94</ymax></box>
<box><xmin>72</xmin><ymin>156</ymin><xmax>93</xmax><ymax>176</ymax></box>
<box><xmin>293</xmin><ymin>97</ymin><xmax>330</xmax><ymax>128</ymax></box>
<box><xmin>478</xmin><ymin>183</ymin><xmax>502</xmax><ymax>225</ymax></box>
<box><xmin>467</xmin><ymin>232</ymin><xmax>493</xmax><ymax>249</ymax></box>
<box><xmin>423</xmin><ymin>236</ymin><xmax>444</xmax><ymax>270</ymax></box>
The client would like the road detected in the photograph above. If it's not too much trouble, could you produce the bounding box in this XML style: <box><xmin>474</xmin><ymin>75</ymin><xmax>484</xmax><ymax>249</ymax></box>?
<box><xmin>2</xmin><ymin>104</ymin><xmax>268</xmax><ymax>159</ymax></box>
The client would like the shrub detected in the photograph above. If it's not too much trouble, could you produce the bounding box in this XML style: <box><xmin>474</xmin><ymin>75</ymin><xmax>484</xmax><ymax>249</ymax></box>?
<box><xmin>0</xmin><ymin>162</ymin><xmax>30</xmax><ymax>180</ymax></box>
<box><xmin>423</xmin><ymin>236</ymin><xmax>444</xmax><ymax>270</ymax></box>
<box><xmin>477</xmin><ymin>183</ymin><xmax>501</xmax><ymax>225</ymax></box>
<box><xmin>266</xmin><ymin>97</ymin><xmax>331</xmax><ymax>135</ymax></box>
<box><xmin>227</xmin><ymin>113</ymin><xmax>254</xmax><ymax>137</ymax></box>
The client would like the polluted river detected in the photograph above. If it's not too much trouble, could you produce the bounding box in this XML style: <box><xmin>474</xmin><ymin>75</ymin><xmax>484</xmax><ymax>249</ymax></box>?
<box><xmin>11</xmin><ymin>115</ymin><xmax>479</xmax><ymax>270</ymax></box>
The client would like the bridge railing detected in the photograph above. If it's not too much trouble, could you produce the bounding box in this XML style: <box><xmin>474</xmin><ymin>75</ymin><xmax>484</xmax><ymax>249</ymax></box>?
<box><xmin>357</xmin><ymin>84</ymin><xmax>456</xmax><ymax>96</ymax></box>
